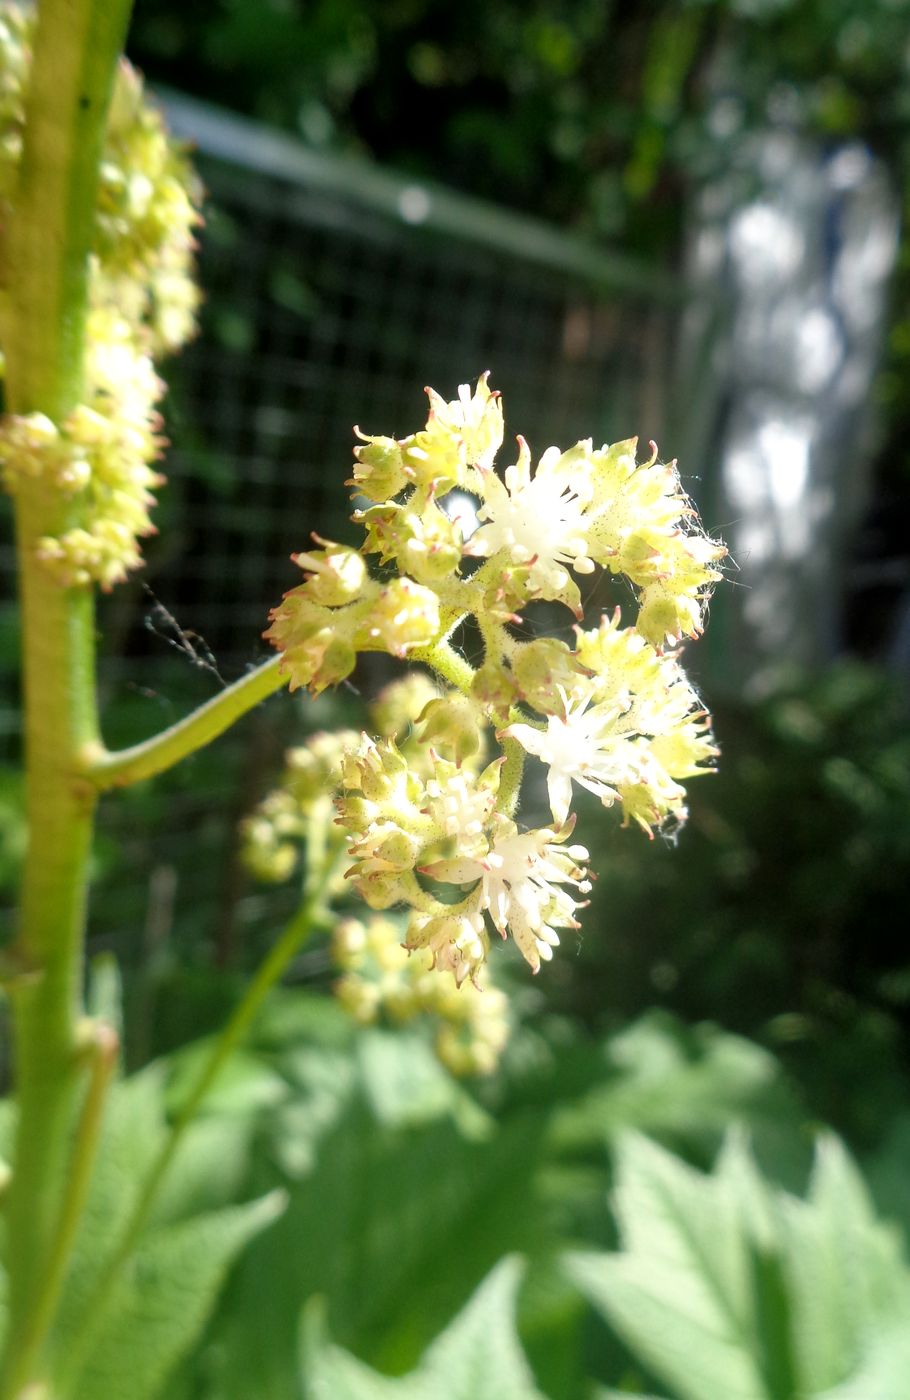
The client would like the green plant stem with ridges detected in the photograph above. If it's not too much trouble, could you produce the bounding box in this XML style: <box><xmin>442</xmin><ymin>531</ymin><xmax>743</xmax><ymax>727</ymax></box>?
<box><xmin>81</xmin><ymin>652</ymin><xmax>288</xmax><ymax>790</ymax></box>
<box><xmin>0</xmin><ymin>2</ymin><xmax>133</xmax><ymax>1394</ymax></box>
<box><xmin>80</xmin><ymin>609</ymin><xmax>486</xmax><ymax>794</ymax></box>
<box><xmin>56</xmin><ymin>808</ymin><xmax>342</xmax><ymax>1398</ymax></box>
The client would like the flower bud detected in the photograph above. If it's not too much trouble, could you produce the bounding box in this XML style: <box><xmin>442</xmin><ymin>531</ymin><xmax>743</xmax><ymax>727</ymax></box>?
<box><xmin>350</xmin><ymin>431</ymin><xmax>410</xmax><ymax>501</ymax></box>
<box><xmin>264</xmin><ymin>593</ymin><xmax>359</xmax><ymax>693</ymax></box>
<box><xmin>358</xmin><ymin>576</ymin><xmax>440</xmax><ymax>658</ymax></box>
<box><xmin>405</xmin><ymin>909</ymin><xmax>489</xmax><ymax>986</ymax></box>
<box><xmin>512</xmin><ymin>638</ymin><xmax>590</xmax><ymax>714</ymax></box>
<box><xmin>470</xmin><ymin>659</ymin><xmax>519</xmax><ymax>719</ymax></box>
<box><xmin>0</xmin><ymin>413</ymin><xmax>61</xmax><ymax>490</ymax></box>
<box><xmin>417</xmin><ymin>694</ymin><xmax>484</xmax><ymax>764</ymax></box>
<box><xmin>292</xmin><ymin>538</ymin><xmax>367</xmax><ymax>606</ymax></box>
<box><xmin>370</xmin><ymin>674</ymin><xmax>441</xmax><ymax>741</ymax></box>
<box><xmin>358</xmin><ymin>498</ymin><xmax>462</xmax><ymax>583</ymax></box>
<box><xmin>636</xmin><ymin>583</ymin><xmax>704</xmax><ymax>648</ymax></box>
<box><xmin>283</xmin><ymin>729</ymin><xmax>360</xmax><ymax>806</ymax></box>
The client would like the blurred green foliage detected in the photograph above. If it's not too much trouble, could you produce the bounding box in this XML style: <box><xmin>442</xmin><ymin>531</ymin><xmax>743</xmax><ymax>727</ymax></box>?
<box><xmin>128</xmin><ymin>0</ymin><xmax>910</xmax><ymax>241</ymax></box>
<box><xmin>554</xmin><ymin>662</ymin><xmax>910</xmax><ymax>1143</ymax></box>
<box><xmin>4</xmin><ymin>9</ymin><xmax>909</xmax><ymax>1391</ymax></box>
<box><xmin>5</xmin><ymin>992</ymin><xmax>906</xmax><ymax>1397</ymax></box>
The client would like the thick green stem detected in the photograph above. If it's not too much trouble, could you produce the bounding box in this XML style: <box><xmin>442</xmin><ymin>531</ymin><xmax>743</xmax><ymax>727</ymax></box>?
<box><xmin>57</xmin><ymin>814</ymin><xmax>342</xmax><ymax>1396</ymax></box>
<box><xmin>82</xmin><ymin>653</ymin><xmax>288</xmax><ymax>790</ymax></box>
<box><xmin>1</xmin><ymin>1</ymin><xmax>132</xmax><ymax>1394</ymax></box>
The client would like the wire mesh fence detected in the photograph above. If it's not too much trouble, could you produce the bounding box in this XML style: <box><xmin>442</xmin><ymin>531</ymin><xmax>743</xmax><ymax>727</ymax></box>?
<box><xmin>0</xmin><ymin>92</ymin><xmax>707</xmax><ymax>1025</ymax></box>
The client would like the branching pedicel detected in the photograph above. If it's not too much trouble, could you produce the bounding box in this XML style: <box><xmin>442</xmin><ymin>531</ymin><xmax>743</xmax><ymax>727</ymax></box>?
<box><xmin>265</xmin><ymin>377</ymin><xmax>725</xmax><ymax>984</ymax></box>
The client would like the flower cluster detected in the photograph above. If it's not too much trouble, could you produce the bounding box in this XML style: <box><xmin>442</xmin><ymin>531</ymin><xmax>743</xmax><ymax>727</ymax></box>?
<box><xmin>0</xmin><ymin>4</ymin><xmax>201</xmax><ymax>587</ymax></box>
<box><xmin>332</xmin><ymin>914</ymin><xmax>510</xmax><ymax>1077</ymax></box>
<box><xmin>266</xmin><ymin>376</ymin><xmax>724</xmax><ymax>982</ymax></box>
<box><xmin>241</xmin><ymin>728</ymin><xmax>360</xmax><ymax>883</ymax></box>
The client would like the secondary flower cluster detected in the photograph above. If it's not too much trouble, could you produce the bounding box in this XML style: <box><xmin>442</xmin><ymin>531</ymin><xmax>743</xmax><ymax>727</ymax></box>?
<box><xmin>333</xmin><ymin>914</ymin><xmax>510</xmax><ymax>1077</ymax></box>
<box><xmin>0</xmin><ymin>6</ymin><xmax>201</xmax><ymax>587</ymax></box>
<box><xmin>241</xmin><ymin>728</ymin><xmax>359</xmax><ymax>883</ymax></box>
<box><xmin>241</xmin><ymin>682</ymin><xmax>509</xmax><ymax>1072</ymax></box>
<box><xmin>265</xmin><ymin>377</ymin><xmax>723</xmax><ymax>983</ymax></box>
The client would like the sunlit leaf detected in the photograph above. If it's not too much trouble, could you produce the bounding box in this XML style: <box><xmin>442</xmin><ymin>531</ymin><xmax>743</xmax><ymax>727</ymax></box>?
<box><xmin>566</xmin><ymin>1132</ymin><xmax>910</xmax><ymax>1400</ymax></box>
<box><xmin>302</xmin><ymin>1257</ymin><xmax>545</xmax><ymax>1400</ymax></box>
<box><xmin>68</xmin><ymin>1192</ymin><xmax>286</xmax><ymax>1400</ymax></box>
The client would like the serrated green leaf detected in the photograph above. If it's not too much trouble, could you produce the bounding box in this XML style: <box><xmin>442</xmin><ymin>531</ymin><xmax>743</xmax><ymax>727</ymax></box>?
<box><xmin>66</xmin><ymin>1191</ymin><xmax>286</xmax><ymax>1400</ymax></box>
<box><xmin>568</xmin><ymin>1249</ymin><xmax>767</xmax><ymax>1400</ymax></box>
<box><xmin>567</xmin><ymin>1132</ymin><xmax>910</xmax><ymax>1400</ymax></box>
<box><xmin>303</xmin><ymin>1258</ymin><xmax>545</xmax><ymax>1400</ymax></box>
<box><xmin>301</xmin><ymin>1296</ymin><xmax>439</xmax><ymax>1400</ymax></box>
<box><xmin>418</xmin><ymin>1257</ymin><xmax>544</xmax><ymax>1398</ymax></box>
<box><xmin>779</xmin><ymin>1134</ymin><xmax>910</xmax><ymax>1393</ymax></box>
<box><xmin>197</xmin><ymin>1073</ymin><xmax>546</xmax><ymax>1400</ymax></box>
<box><xmin>817</xmin><ymin>1322</ymin><xmax>910</xmax><ymax>1399</ymax></box>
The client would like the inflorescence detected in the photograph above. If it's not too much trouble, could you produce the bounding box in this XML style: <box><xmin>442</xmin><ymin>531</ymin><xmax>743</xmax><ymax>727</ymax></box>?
<box><xmin>261</xmin><ymin>375</ymin><xmax>725</xmax><ymax>987</ymax></box>
<box><xmin>0</xmin><ymin>0</ymin><xmax>724</xmax><ymax>1028</ymax></box>
<box><xmin>0</xmin><ymin>3</ymin><xmax>201</xmax><ymax>588</ymax></box>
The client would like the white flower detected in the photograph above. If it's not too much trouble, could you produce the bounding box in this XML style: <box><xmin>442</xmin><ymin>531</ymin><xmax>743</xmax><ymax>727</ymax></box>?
<box><xmin>503</xmin><ymin>688</ymin><xmax>636</xmax><ymax>826</ymax></box>
<box><xmin>467</xmin><ymin>439</ymin><xmax>595</xmax><ymax>611</ymax></box>
<box><xmin>505</xmin><ymin>615</ymin><xmax>718</xmax><ymax>832</ymax></box>
<box><xmin>424</xmin><ymin>760</ymin><xmax>501</xmax><ymax>849</ymax></box>
<box><xmin>423</xmin><ymin>816</ymin><xmax>591</xmax><ymax>973</ymax></box>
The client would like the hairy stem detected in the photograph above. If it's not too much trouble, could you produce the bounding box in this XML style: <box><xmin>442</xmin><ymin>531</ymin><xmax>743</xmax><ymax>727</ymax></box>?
<box><xmin>497</xmin><ymin>734</ymin><xmax>526</xmax><ymax>817</ymax></box>
<box><xmin>0</xmin><ymin>2</ymin><xmax>133</xmax><ymax>1393</ymax></box>
<box><xmin>410</xmin><ymin>636</ymin><xmax>478</xmax><ymax>694</ymax></box>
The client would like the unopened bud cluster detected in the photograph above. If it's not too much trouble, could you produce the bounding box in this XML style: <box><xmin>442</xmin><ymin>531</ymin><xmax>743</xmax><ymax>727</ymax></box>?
<box><xmin>266</xmin><ymin>376</ymin><xmax>724</xmax><ymax>983</ymax></box>
<box><xmin>241</xmin><ymin>728</ymin><xmax>359</xmax><ymax>883</ymax></box>
<box><xmin>333</xmin><ymin>914</ymin><xmax>510</xmax><ymax>1077</ymax></box>
<box><xmin>0</xmin><ymin>6</ymin><xmax>201</xmax><ymax>587</ymax></box>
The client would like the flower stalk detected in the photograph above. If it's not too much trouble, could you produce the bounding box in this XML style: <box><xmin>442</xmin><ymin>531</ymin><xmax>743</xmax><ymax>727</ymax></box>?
<box><xmin>81</xmin><ymin>653</ymin><xmax>288</xmax><ymax>790</ymax></box>
<box><xmin>0</xmin><ymin>1</ymin><xmax>133</xmax><ymax>1393</ymax></box>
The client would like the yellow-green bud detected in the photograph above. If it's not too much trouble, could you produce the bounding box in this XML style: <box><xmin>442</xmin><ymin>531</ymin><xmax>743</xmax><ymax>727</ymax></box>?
<box><xmin>470</xmin><ymin>659</ymin><xmax>518</xmax><ymax>719</ymax></box>
<box><xmin>370</xmin><ymin>674</ymin><xmax>441</xmax><ymax>741</ymax></box>
<box><xmin>405</xmin><ymin>908</ymin><xmax>489</xmax><ymax>986</ymax></box>
<box><xmin>417</xmin><ymin>694</ymin><xmax>484</xmax><ymax>764</ymax></box>
<box><xmin>264</xmin><ymin>594</ymin><xmax>359</xmax><ymax>694</ymax></box>
<box><xmin>512</xmin><ymin>638</ymin><xmax>590</xmax><ymax>713</ymax></box>
<box><xmin>358</xmin><ymin>498</ymin><xmax>463</xmax><ymax>583</ymax></box>
<box><xmin>291</xmin><ymin>538</ymin><xmax>368</xmax><ymax>606</ymax></box>
<box><xmin>350</xmin><ymin>431</ymin><xmax>410</xmax><ymax>500</ymax></box>
<box><xmin>358</xmin><ymin>576</ymin><xmax>440</xmax><ymax>657</ymax></box>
